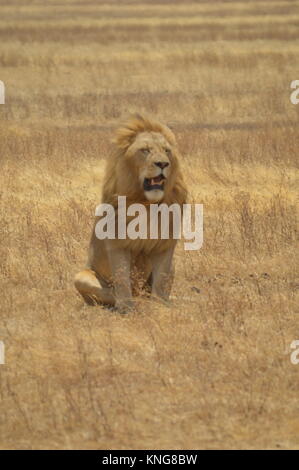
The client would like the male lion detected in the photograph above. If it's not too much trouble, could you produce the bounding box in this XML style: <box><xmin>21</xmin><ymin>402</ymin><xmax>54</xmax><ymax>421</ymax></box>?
<box><xmin>74</xmin><ymin>114</ymin><xmax>187</xmax><ymax>314</ymax></box>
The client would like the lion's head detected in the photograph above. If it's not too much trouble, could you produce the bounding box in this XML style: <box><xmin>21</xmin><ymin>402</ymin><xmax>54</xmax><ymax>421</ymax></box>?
<box><xmin>102</xmin><ymin>114</ymin><xmax>187</xmax><ymax>206</ymax></box>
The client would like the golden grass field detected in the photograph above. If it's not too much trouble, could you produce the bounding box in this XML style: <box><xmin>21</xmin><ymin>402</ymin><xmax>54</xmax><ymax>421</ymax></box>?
<box><xmin>0</xmin><ymin>0</ymin><xmax>298</xmax><ymax>450</ymax></box>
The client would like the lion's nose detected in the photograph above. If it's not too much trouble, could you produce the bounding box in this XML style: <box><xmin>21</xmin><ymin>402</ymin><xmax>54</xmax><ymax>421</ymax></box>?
<box><xmin>154</xmin><ymin>161</ymin><xmax>169</xmax><ymax>169</ymax></box>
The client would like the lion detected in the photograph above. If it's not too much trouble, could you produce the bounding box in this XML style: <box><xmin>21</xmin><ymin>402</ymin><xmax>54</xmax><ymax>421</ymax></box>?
<box><xmin>74</xmin><ymin>114</ymin><xmax>187</xmax><ymax>314</ymax></box>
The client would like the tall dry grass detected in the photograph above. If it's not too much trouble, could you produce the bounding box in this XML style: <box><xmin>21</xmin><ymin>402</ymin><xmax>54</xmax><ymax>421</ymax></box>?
<box><xmin>0</xmin><ymin>0</ymin><xmax>298</xmax><ymax>449</ymax></box>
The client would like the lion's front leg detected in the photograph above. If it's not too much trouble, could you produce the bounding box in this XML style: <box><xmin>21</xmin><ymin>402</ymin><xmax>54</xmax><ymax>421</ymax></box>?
<box><xmin>150</xmin><ymin>245</ymin><xmax>176</xmax><ymax>302</ymax></box>
<box><xmin>106</xmin><ymin>242</ymin><xmax>133</xmax><ymax>314</ymax></box>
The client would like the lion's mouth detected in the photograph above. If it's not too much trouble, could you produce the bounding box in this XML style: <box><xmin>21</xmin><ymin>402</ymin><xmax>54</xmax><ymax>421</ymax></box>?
<box><xmin>143</xmin><ymin>174</ymin><xmax>166</xmax><ymax>191</ymax></box>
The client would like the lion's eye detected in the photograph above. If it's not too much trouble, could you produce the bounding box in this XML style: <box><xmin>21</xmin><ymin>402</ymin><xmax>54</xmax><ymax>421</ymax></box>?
<box><xmin>165</xmin><ymin>148</ymin><xmax>171</xmax><ymax>155</ymax></box>
<box><xmin>141</xmin><ymin>148</ymin><xmax>150</xmax><ymax>156</ymax></box>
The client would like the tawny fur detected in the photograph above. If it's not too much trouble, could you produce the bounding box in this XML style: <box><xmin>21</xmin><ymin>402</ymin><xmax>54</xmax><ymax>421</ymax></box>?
<box><xmin>75</xmin><ymin>114</ymin><xmax>188</xmax><ymax>312</ymax></box>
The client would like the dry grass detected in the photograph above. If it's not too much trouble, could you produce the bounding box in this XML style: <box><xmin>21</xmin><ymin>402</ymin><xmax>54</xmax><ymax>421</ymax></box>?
<box><xmin>0</xmin><ymin>0</ymin><xmax>298</xmax><ymax>450</ymax></box>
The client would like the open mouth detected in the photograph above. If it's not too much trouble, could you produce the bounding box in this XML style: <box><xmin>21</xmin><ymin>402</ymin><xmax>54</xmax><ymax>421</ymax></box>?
<box><xmin>143</xmin><ymin>174</ymin><xmax>166</xmax><ymax>191</ymax></box>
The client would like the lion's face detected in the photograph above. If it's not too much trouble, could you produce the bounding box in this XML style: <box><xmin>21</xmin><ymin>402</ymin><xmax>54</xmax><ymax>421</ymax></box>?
<box><xmin>102</xmin><ymin>115</ymin><xmax>186</xmax><ymax>208</ymax></box>
<box><xmin>125</xmin><ymin>131</ymin><xmax>176</xmax><ymax>202</ymax></box>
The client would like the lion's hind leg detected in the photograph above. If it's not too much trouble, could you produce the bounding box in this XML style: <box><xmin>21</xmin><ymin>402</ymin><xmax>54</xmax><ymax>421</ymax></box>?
<box><xmin>74</xmin><ymin>269</ymin><xmax>115</xmax><ymax>306</ymax></box>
